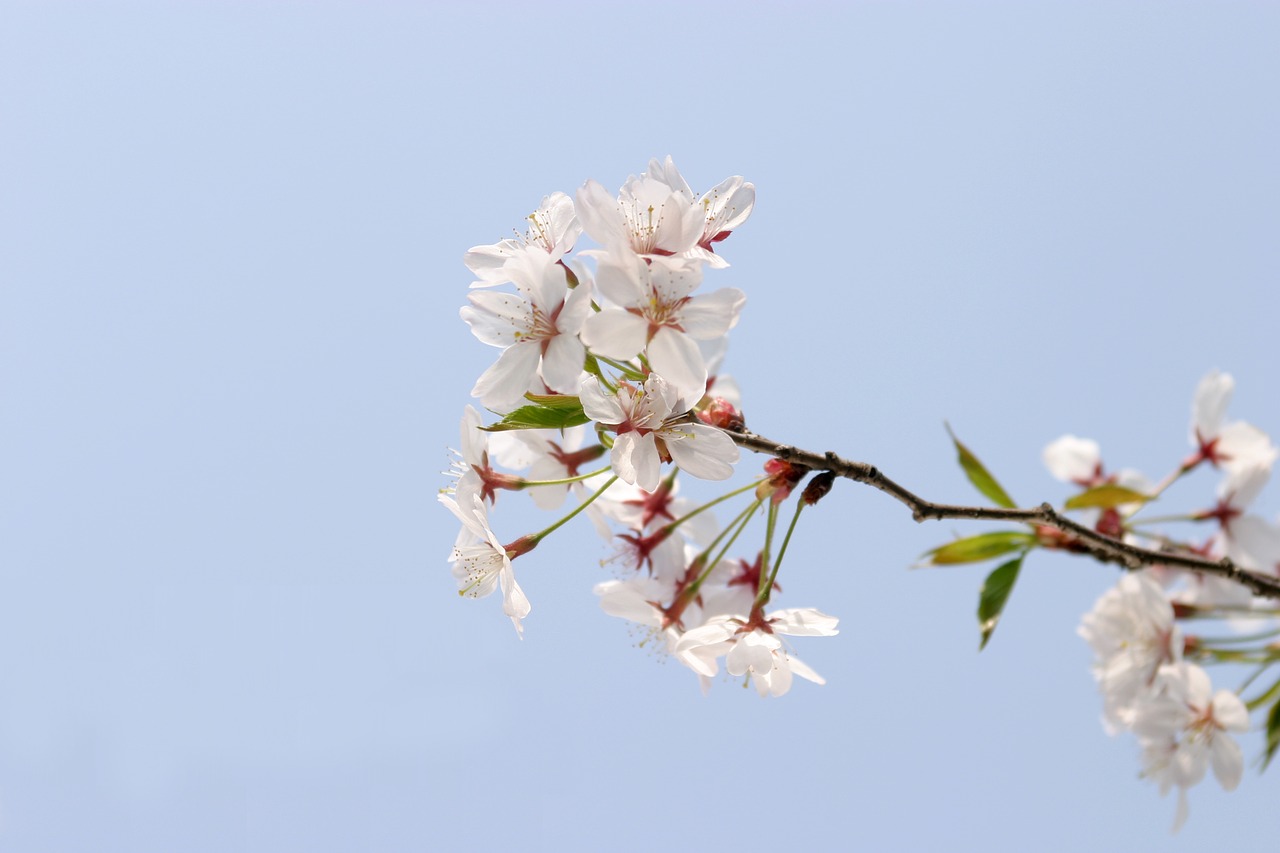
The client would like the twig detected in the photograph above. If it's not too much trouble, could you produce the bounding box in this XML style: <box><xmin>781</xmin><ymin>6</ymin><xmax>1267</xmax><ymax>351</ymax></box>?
<box><xmin>728</xmin><ymin>428</ymin><xmax>1280</xmax><ymax>600</ymax></box>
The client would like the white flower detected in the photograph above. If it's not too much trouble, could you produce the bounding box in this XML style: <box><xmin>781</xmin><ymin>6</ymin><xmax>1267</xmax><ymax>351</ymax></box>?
<box><xmin>643</xmin><ymin>156</ymin><xmax>755</xmax><ymax>269</ymax></box>
<box><xmin>465</xmin><ymin>192</ymin><xmax>581</xmax><ymax>288</ymax></box>
<box><xmin>579</xmin><ymin>373</ymin><xmax>739</xmax><ymax>492</ymax></box>
<box><xmin>1078</xmin><ymin>572</ymin><xmax>1182</xmax><ymax>730</ymax></box>
<box><xmin>1205</xmin><ymin>463</ymin><xmax>1276</xmax><ymax>564</ymax></box>
<box><xmin>575</xmin><ymin>170</ymin><xmax>703</xmax><ymax>257</ymax></box>
<box><xmin>580</xmin><ymin>251</ymin><xmax>745</xmax><ymax>401</ymax></box>
<box><xmin>1043</xmin><ymin>435</ymin><xmax>1103</xmax><ymax>486</ymax></box>
<box><xmin>439</xmin><ymin>492</ymin><xmax>531</xmax><ymax>637</ymax></box>
<box><xmin>1190</xmin><ymin>370</ymin><xmax>1278</xmax><ymax>474</ymax></box>
<box><xmin>676</xmin><ymin>608</ymin><xmax>839</xmax><ymax>697</ymax></box>
<box><xmin>446</xmin><ymin>405</ymin><xmax>527</xmax><ymax>508</ymax></box>
<box><xmin>593</xmin><ymin>576</ymin><xmax>730</xmax><ymax>691</ymax></box>
<box><xmin>461</xmin><ymin>249</ymin><xmax>593</xmax><ymax>411</ymax></box>
<box><xmin>1130</xmin><ymin>662</ymin><xmax>1249</xmax><ymax>832</ymax></box>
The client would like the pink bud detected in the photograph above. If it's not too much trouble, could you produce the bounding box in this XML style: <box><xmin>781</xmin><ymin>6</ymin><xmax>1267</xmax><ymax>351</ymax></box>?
<box><xmin>698</xmin><ymin>397</ymin><xmax>744</xmax><ymax>432</ymax></box>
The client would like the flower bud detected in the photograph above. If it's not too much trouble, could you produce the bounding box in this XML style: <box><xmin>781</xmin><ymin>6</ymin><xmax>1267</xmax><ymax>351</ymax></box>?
<box><xmin>801</xmin><ymin>471</ymin><xmax>836</xmax><ymax>506</ymax></box>
<box><xmin>757</xmin><ymin>458</ymin><xmax>809</xmax><ymax>504</ymax></box>
<box><xmin>697</xmin><ymin>397</ymin><xmax>745</xmax><ymax>432</ymax></box>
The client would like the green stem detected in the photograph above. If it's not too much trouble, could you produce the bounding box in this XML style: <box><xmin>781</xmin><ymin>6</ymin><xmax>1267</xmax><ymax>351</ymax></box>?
<box><xmin>755</xmin><ymin>502</ymin><xmax>779</xmax><ymax>600</ymax></box>
<box><xmin>593</xmin><ymin>354</ymin><xmax>646</xmax><ymax>381</ymax></box>
<box><xmin>520</xmin><ymin>464</ymin><xmax>612</xmax><ymax>488</ymax></box>
<box><xmin>757</xmin><ymin>501</ymin><xmax>806</xmax><ymax>609</ymax></box>
<box><xmin>1238</xmin><ymin>663</ymin><xmax>1278</xmax><ymax>702</ymax></box>
<box><xmin>1245</xmin><ymin>674</ymin><xmax>1280</xmax><ymax>712</ymax></box>
<box><xmin>1193</xmin><ymin>626</ymin><xmax>1280</xmax><ymax>646</ymax></box>
<box><xmin>1191</xmin><ymin>647</ymin><xmax>1277</xmax><ymax>664</ymax></box>
<box><xmin>529</xmin><ymin>475</ymin><xmax>618</xmax><ymax>544</ymax></box>
<box><xmin>689</xmin><ymin>498</ymin><xmax>763</xmax><ymax>593</ymax></box>
<box><xmin>1127</xmin><ymin>513</ymin><xmax>1204</xmax><ymax>528</ymax></box>
<box><xmin>663</xmin><ymin>477</ymin><xmax>767</xmax><ymax>534</ymax></box>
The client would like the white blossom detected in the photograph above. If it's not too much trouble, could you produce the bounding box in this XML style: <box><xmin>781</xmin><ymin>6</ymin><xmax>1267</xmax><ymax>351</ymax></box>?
<box><xmin>676</xmin><ymin>608</ymin><xmax>839</xmax><ymax>697</ymax></box>
<box><xmin>579</xmin><ymin>373</ymin><xmax>739</xmax><ymax>492</ymax></box>
<box><xmin>580</xmin><ymin>251</ymin><xmax>745</xmax><ymax>401</ymax></box>
<box><xmin>465</xmin><ymin>192</ymin><xmax>581</xmax><ymax>288</ymax></box>
<box><xmin>440</xmin><ymin>492</ymin><xmax>531</xmax><ymax>637</ymax></box>
<box><xmin>642</xmin><ymin>156</ymin><xmax>755</xmax><ymax>268</ymax></box>
<box><xmin>461</xmin><ymin>249</ymin><xmax>593</xmax><ymax>411</ymax></box>
<box><xmin>1078</xmin><ymin>572</ymin><xmax>1182</xmax><ymax>730</ymax></box>
<box><xmin>1130</xmin><ymin>662</ymin><xmax>1249</xmax><ymax>832</ymax></box>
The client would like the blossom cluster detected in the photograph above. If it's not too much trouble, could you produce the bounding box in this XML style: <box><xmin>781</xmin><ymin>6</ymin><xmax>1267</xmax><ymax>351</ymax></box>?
<box><xmin>1058</xmin><ymin>373</ymin><xmax>1278</xmax><ymax>829</ymax></box>
<box><xmin>443</xmin><ymin>158</ymin><xmax>838</xmax><ymax>695</ymax></box>
<box><xmin>441</xmin><ymin>160</ymin><xmax>1280</xmax><ymax>827</ymax></box>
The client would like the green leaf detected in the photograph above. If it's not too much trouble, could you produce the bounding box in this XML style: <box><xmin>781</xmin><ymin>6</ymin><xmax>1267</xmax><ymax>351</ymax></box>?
<box><xmin>481</xmin><ymin>395</ymin><xmax>590</xmax><ymax>432</ymax></box>
<box><xmin>946</xmin><ymin>423</ymin><xmax>1015</xmax><ymax>509</ymax></box>
<box><xmin>923</xmin><ymin>531</ymin><xmax>1037</xmax><ymax>566</ymax></box>
<box><xmin>1063</xmin><ymin>483</ymin><xmax>1152</xmax><ymax>510</ymax></box>
<box><xmin>522</xmin><ymin>393</ymin><xmax>587</xmax><ymax>410</ymax></box>
<box><xmin>977</xmin><ymin>554</ymin><xmax>1025</xmax><ymax>650</ymax></box>
<box><xmin>1262</xmin><ymin>693</ymin><xmax>1280</xmax><ymax>772</ymax></box>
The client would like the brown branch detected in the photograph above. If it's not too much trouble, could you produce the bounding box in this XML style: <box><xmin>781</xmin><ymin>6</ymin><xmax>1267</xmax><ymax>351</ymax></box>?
<box><xmin>728</xmin><ymin>428</ymin><xmax>1280</xmax><ymax>600</ymax></box>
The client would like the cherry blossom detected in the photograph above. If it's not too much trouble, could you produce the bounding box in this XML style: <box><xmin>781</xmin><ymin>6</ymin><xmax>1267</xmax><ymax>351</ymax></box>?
<box><xmin>1130</xmin><ymin>662</ymin><xmax>1249</xmax><ymax>832</ymax></box>
<box><xmin>1043</xmin><ymin>435</ymin><xmax>1104</xmax><ymax>486</ymax></box>
<box><xmin>642</xmin><ymin>156</ymin><xmax>755</xmax><ymax>269</ymax></box>
<box><xmin>579</xmin><ymin>373</ymin><xmax>739</xmax><ymax>492</ymax></box>
<box><xmin>594</xmin><ymin>575</ymin><xmax>738</xmax><ymax>690</ymax></box>
<box><xmin>676</xmin><ymin>607</ymin><xmax>839</xmax><ymax>697</ymax></box>
<box><xmin>580</xmin><ymin>250</ymin><xmax>745</xmax><ymax>400</ymax></box>
<box><xmin>465</xmin><ymin>192</ymin><xmax>581</xmax><ymax>288</ymax></box>
<box><xmin>461</xmin><ymin>248</ymin><xmax>593</xmax><ymax>411</ymax></box>
<box><xmin>1189</xmin><ymin>369</ymin><xmax>1278</xmax><ymax>474</ymax></box>
<box><xmin>1078</xmin><ymin>572</ymin><xmax>1182</xmax><ymax>729</ymax></box>
<box><xmin>439</xmin><ymin>492</ymin><xmax>531</xmax><ymax>637</ymax></box>
<box><xmin>575</xmin><ymin>169</ymin><xmax>703</xmax><ymax>258</ymax></box>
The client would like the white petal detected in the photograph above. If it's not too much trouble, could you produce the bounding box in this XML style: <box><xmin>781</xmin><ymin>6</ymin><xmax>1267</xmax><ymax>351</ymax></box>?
<box><xmin>470</xmin><ymin>344</ymin><xmax>541</xmax><ymax>411</ymax></box>
<box><xmin>581</xmin><ymin>310</ymin><xmax>649</xmax><ymax>361</ymax></box>
<box><xmin>579</xmin><ymin>377</ymin><xmax>625</xmax><ymax>425</ymax></box>
<box><xmin>1192</xmin><ymin>370</ymin><xmax>1233</xmax><ymax>441</ymax></box>
<box><xmin>461</xmin><ymin>291</ymin><xmax>534</xmax><ymax>347</ymax></box>
<box><xmin>540</xmin><ymin>335</ymin><xmax>585</xmax><ymax>395</ymax></box>
<box><xmin>663</xmin><ymin>422</ymin><xmax>739</xmax><ymax>482</ymax></box>
<box><xmin>1209</xmin><ymin>735</ymin><xmax>1243</xmax><ymax>791</ymax></box>
<box><xmin>1218</xmin><ymin>421</ymin><xmax>1278</xmax><ymax>474</ymax></box>
<box><xmin>556</xmin><ymin>274</ymin><xmax>595</xmax><ymax>337</ymax></box>
<box><xmin>769</xmin><ymin>608</ymin><xmax>841</xmax><ymax>637</ymax></box>
<box><xmin>1042</xmin><ymin>435</ymin><xmax>1102</xmax><ymax>483</ymax></box>
<box><xmin>1211</xmin><ymin>690</ymin><xmax>1250</xmax><ymax>732</ymax></box>
<box><xmin>768</xmin><ymin>656</ymin><xmax>794</xmax><ymax>697</ymax></box>
<box><xmin>680</xmin><ymin>288</ymin><xmax>747</xmax><ymax>339</ymax></box>
<box><xmin>575</xmin><ymin>179</ymin><xmax>626</xmax><ymax>247</ymax></box>
<box><xmin>499</xmin><ymin>562</ymin><xmax>531</xmax><ymax>638</ymax></box>
<box><xmin>647</xmin><ymin>328</ymin><xmax>707</xmax><ymax>404</ymax></box>
<box><xmin>786</xmin><ymin>653</ymin><xmax>826</xmax><ymax>685</ymax></box>
<box><xmin>617</xmin><ymin>432</ymin><xmax>661</xmax><ymax>492</ymax></box>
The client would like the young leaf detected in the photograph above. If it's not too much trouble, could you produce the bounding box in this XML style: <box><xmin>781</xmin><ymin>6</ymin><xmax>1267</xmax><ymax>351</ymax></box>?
<box><xmin>977</xmin><ymin>553</ymin><xmax>1025</xmax><ymax>650</ymax></box>
<box><xmin>481</xmin><ymin>396</ymin><xmax>589</xmax><ymax>432</ymax></box>
<box><xmin>1063</xmin><ymin>483</ymin><xmax>1152</xmax><ymax>510</ymax></box>
<box><xmin>922</xmin><ymin>531</ymin><xmax>1037</xmax><ymax>566</ymax></box>
<box><xmin>522</xmin><ymin>393</ymin><xmax>588</xmax><ymax>411</ymax></box>
<box><xmin>1262</xmin><ymin>694</ymin><xmax>1280</xmax><ymax>772</ymax></box>
<box><xmin>945</xmin><ymin>423</ymin><xmax>1015</xmax><ymax>509</ymax></box>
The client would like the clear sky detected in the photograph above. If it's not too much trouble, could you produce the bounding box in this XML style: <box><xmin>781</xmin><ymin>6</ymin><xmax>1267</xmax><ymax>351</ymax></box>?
<box><xmin>2</xmin><ymin>2</ymin><xmax>1278</xmax><ymax>851</ymax></box>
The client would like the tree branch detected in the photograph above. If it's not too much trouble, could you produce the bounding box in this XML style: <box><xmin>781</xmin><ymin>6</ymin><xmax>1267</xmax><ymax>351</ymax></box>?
<box><xmin>728</xmin><ymin>428</ymin><xmax>1280</xmax><ymax>601</ymax></box>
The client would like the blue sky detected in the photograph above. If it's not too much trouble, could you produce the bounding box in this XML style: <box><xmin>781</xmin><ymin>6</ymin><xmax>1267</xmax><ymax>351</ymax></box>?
<box><xmin>2</xmin><ymin>2</ymin><xmax>1278</xmax><ymax>850</ymax></box>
